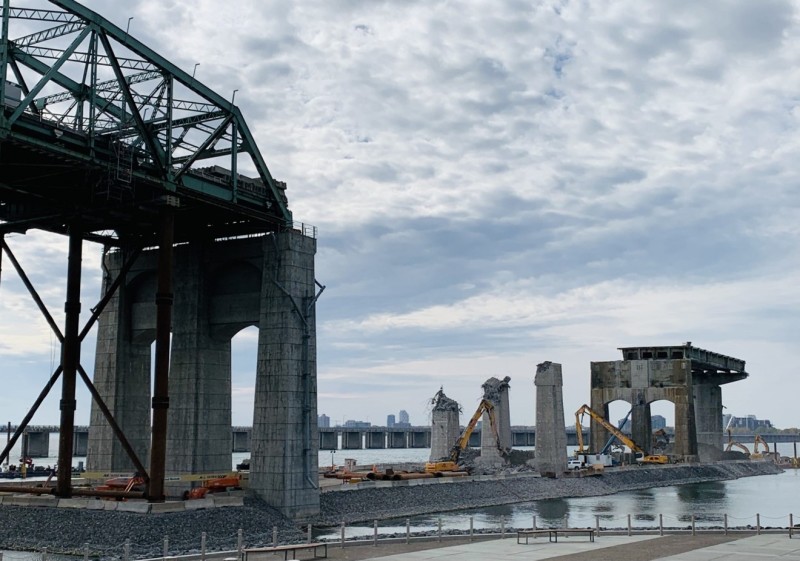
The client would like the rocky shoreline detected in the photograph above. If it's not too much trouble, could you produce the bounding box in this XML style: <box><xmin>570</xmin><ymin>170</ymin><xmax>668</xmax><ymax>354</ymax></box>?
<box><xmin>317</xmin><ymin>460</ymin><xmax>782</xmax><ymax>526</ymax></box>
<box><xmin>0</xmin><ymin>461</ymin><xmax>782</xmax><ymax>558</ymax></box>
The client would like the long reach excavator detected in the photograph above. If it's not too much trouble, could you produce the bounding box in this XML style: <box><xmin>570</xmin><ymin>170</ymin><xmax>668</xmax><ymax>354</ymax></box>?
<box><xmin>425</xmin><ymin>398</ymin><xmax>508</xmax><ymax>473</ymax></box>
<box><xmin>575</xmin><ymin>404</ymin><xmax>669</xmax><ymax>465</ymax></box>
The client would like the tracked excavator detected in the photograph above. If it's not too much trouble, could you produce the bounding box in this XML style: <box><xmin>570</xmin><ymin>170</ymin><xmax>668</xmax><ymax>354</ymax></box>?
<box><xmin>751</xmin><ymin>434</ymin><xmax>770</xmax><ymax>460</ymax></box>
<box><xmin>575</xmin><ymin>404</ymin><xmax>669</xmax><ymax>465</ymax></box>
<box><xmin>725</xmin><ymin>426</ymin><xmax>751</xmax><ymax>456</ymax></box>
<box><xmin>425</xmin><ymin>398</ymin><xmax>508</xmax><ymax>472</ymax></box>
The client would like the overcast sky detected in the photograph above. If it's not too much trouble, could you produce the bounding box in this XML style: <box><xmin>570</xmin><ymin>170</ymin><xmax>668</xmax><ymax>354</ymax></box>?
<box><xmin>1</xmin><ymin>0</ymin><xmax>799</xmax><ymax>431</ymax></box>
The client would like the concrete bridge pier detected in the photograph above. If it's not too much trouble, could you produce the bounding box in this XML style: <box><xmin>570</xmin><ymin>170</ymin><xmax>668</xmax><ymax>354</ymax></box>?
<box><xmin>387</xmin><ymin>432</ymin><xmax>407</xmax><ymax>448</ymax></box>
<box><xmin>73</xmin><ymin>431</ymin><xmax>88</xmax><ymax>457</ymax></box>
<box><xmin>408</xmin><ymin>431</ymin><xmax>429</xmax><ymax>448</ymax></box>
<box><xmin>631</xmin><ymin>398</ymin><xmax>652</xmax><ymax>455</ymax></box>
<box><xmin>166</xmin><ymin>244</ymin><xmax>233</xmax><ymax>484</ymax></box>
<box><xmin>232</xmin><ymin>430</ymin><xmax>251</xmax><ymax>453</ymax></box>
<box><xmin>365</xmin><ymin>432</ymin><xmax>385</xmax><ymax>449</ymax></box>
<box><xmin>694</xmin><ymin>383</ymin><xmax>723</xmax><ymax>460</ymax></box>
<box><xmin>250</xmin><ymin>232</ymin><xmax>319</xmax><ymax>520</ymax></box>
<box><xmin>86</xmin><ymin>248</ymin><xmax>155</xmax><ymax>473</ymax></box>
<box><xmin>342</xmin><ymin>432</ymin><xmax>362</xmax><ymax>449</ymax></box>
<box><xmin>535</xmin><ymin>362</ymin><xmax>566</xmax><ymax>475</ymax></box>
<box><xmin>319</xmin><ymin>431</ymin><xmax>337</xmax><ymax>450</ymax></box>
<box><xmin>87</xmin><ymin>232</ymin><xmax>321</xmax><ymax>519</ymax></box>
<box><xmin>24</xmin><ymin>431</ymin><xmax>50</xmax><ymax>458</ymax></box>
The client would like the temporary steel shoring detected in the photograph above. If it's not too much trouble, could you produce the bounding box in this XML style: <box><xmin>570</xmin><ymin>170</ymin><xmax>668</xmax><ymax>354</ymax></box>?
<box><xmin>0</xmin><ymin>237</ymin><xmax>152</xmax><ymax>498</ymax></box>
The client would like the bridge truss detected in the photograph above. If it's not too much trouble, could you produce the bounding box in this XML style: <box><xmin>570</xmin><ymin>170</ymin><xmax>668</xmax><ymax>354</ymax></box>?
<box><xmin>1</xmin><ymin>0</ymin><xmax>292</xmax><ymax>245</ymax></box>
<box><xmin>0</xmin><ymin>0</ymin><xmax>298</xmax><ymax>501</ymax></box>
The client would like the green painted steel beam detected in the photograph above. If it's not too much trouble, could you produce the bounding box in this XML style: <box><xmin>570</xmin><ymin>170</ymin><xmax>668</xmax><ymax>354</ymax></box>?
<box><xmin>48</xmin><ymin>0</ymin><xmax>292</xmax><ymax>224</ymax></box>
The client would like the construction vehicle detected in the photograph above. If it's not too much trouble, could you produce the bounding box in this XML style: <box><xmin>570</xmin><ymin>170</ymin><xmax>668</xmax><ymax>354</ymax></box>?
<box><xmin>425</xmin><ymin>398</ymin><xmax>506</xmax><ymax>472</ymax></box>
<box><xmin>751</xmin><ymin>435</ymin><xmax>770</xmax><ymax>460</ymax></box>
<box><xmin>183</xmin><ymin>475</ymin><xmax>242</xmax><ymax>500</ymax></box>
<box><xmin>575</xmin><ymin>404</ymin><xmax>669</xmax><ymax>465</ymax></box>
<box><xmin>725</xmin><ymin>432</ymin><xmax>751</xmax><ymax>455</ymax></box>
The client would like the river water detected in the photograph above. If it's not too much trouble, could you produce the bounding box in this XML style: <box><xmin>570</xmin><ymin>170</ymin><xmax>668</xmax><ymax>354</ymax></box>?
<box><xmin>3</xmin><ymin>438</ymin><xmax>799</xmax><ymax>538</ymax></box>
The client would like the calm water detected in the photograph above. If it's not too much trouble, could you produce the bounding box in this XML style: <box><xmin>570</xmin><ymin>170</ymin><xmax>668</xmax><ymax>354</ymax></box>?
<box><xmin>317</xmin><ymin>470</ymin><xmax>800</xmax><ymax>538</ymax></box>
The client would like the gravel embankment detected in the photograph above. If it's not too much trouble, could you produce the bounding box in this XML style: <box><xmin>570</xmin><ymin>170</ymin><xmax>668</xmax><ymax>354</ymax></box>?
<box><xmin>0</xmin><ymin>496</ymin><xmax>304</xmax><ymax>558</ymax></box>
<box><xmin>317</xmin><ymin>461</ymin><xmax>781</xmax><ymax>526</ymax></box>
<box><xmin>0</xmin><ymin>461</ymin><xmax>781</xmax><ymax>558</ymax></box>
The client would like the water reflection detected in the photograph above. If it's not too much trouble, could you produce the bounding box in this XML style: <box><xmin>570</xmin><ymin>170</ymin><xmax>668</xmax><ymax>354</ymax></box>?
<box><xmin>536</xmin><ymin>498</ymin><xmax>569</xmax><ymax>524</ymax></box>
<box><xmin>677</xmin><ymin>481</ymin><xmax>726</xmax><ymax>504</ymax></box>
<box><xmin>315</xmin><ymin>472</ymin><xmax>797</xmax><ymax>539</ymax></box>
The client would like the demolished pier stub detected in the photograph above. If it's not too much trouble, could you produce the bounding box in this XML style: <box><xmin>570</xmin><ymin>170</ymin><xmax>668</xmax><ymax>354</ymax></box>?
<box><xmin>479</xmin><ymin>376</ymin><xmax>512</xmax><ymax>465</ymax></box>
<box><xmin>429</xmin><ymin>388</ymin><xmax>461</xmax><ymax>461</ymax></box>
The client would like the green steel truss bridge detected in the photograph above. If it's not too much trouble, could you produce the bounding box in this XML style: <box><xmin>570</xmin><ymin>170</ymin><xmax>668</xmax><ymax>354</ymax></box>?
<box><xmin>1</xmin><ymin>0</ymin><xmax>295</xmax><ymax>245</ymax></box>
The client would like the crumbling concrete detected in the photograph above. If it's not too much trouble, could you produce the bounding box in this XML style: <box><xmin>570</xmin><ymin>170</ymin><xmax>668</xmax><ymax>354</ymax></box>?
<box><xmin>591</xmin><ymin>344</ymin><xmax>747</xmax><ymax>463</ymax></box>
<box><xmin>534</xmin><ymin>361</ymin><xmax>567</xmax><ymax>476</ymax></box>
<box><xmin>479</xmin><ymin>376</ymin><xmax>512</xmax><ymax>465</ymax></box>
<box><xmin>429</xmin><ymin>388</ymin><xmax>461</xmax><ymax>461</ymax></box>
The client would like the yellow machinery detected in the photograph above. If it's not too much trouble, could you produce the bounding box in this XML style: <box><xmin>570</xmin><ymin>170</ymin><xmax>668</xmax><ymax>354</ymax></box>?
<box><xmin>724</xmin><ymin>429</ymin><xmax>750</xmax><ymax>456</ymax></box>
<box><xmin>751</xmin><ymin>435</ymin><xmax>770</xmax><ymax>460</ymax></box>
<box><xmin>425</xmin><ymin>399</ymin><xmax>504</xmax><ymax>472</ymax></box>
<box><xmin>575</xmin><ymin>404</ymin><xmax>669</xmax><ymax>465</ymax></box>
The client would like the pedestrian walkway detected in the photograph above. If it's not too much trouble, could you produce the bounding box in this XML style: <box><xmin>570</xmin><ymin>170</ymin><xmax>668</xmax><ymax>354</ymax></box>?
<box><xmin>356</xmin><ymin>535</ymin><xmax>656</xmax><ymax>560</ymax></box>
<box><xmin>353</xmin><ymin>534</ymin><xmax>800</xmax><ymax>560</ymax></box>
<box><xmin>653</xmin><ymin>534</ymin><xmax>800</xmax><ymax>560</ymax></box>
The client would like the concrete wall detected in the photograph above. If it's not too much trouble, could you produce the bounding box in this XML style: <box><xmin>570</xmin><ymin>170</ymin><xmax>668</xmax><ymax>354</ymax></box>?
<box><xmin>590</xmin><ymin>359</ymin><xmax>698</xmax><ymax>459</ymax></box>
<box><xmin>535</xmin><ymin>361</ymin><xmax>567</xmax><ymax>475</ymax></box>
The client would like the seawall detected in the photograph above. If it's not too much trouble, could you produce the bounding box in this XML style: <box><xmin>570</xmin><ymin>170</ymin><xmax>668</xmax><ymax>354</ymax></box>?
<box><xmin>317</xmin><ymin>460</ymin><xmax>782</xmax><ymax>526</ymax></box>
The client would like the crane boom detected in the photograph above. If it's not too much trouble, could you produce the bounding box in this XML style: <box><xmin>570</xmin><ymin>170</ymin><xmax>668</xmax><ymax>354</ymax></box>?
<box><xmin>574</xmin><ymin>404</ymin><xmax>670</xmax><ymax>464</ymax></box>
<box><xmin>425</xmin><ymin>398</ymin><xmax>506</xmax><ymax>473</ymax></box>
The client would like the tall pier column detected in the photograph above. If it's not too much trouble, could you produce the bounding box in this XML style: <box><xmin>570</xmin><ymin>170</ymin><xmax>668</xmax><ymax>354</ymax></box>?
<box><xmin>631</xmin><ymin>399</ymin><xmax>652</xmax><ymax>455</ymax></box>
<box><xmin>87</xmin><ymin>251</ymin><xmax>152</xmax><ymax>472</ymax></box>
<box><xmin>535</xmin><ymin>362</ymin><xmax>567</xmax><ymax>476</ymax></box>
<box><xmin>589</xmin><ymin>397</ymin><xmax>610</xmax><ymax>454</ymax></box>
<box><xmin>673</xmin><ymin>386</ymin><xmax>698</xmax><ymax>460</ymax></box>
<box><xmin>166</xmin><ymin>244</ymin><xmax>232</xmax><ymax>481</ymax></box>
<box><xmin>480</xmin><ymin>376</ymin><xmax>511</xmax><ymax>464</ymax></box>
<box><xmin>250</xmin><ymin>231</ymin><xmax>319</xmax><ymax>519</ymax></box>
<box><xmin>694</xmin><ymin>383</ymin><xmax>722</xmax><ymax>461</ymax></box>
<box><xmin>429</xmin><ymin>388</ymin><xmax>460</xmax><ymax>461</ymax></box>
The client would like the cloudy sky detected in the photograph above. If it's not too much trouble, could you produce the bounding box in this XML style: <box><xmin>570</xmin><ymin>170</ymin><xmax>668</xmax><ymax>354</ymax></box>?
<box><xmin>1</xmin><ymin>0</ymin><xmax>799</xmax><ymax>431</ymax></box>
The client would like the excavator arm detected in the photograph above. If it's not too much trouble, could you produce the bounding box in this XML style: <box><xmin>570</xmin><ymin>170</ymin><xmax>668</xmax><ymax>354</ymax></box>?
<box><xmin>752</xmin><ymin>435</ymin><xmax>770</xmax><ymax>459</ymax></box>
<box><xmin>576</xmin><ymin>404</ymin><xmax>645</xmax><ymax>456</ymax></box>
<box><xmin>426</xmin><ymin>398</ymin><xmax>506</xmax><ymax>473</ymax></box>
<box><xmin>450</xmin><ymin>399</ymin><xmax>504</xmax><ymax>462</ymax></box>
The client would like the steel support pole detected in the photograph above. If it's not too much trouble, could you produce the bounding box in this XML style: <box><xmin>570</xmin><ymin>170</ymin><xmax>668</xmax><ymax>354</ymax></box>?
<box><xmin>56</xmin><ymin>228</ymin><xmax>82</xmax><ymax>497</ymax></box>
<box><xmin>148</xmin><ymin>209</ymin><xmax>174</xmax><ymax>502</ymax></box>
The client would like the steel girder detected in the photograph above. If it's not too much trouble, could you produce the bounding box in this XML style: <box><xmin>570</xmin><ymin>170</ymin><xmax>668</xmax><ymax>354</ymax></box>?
<box><xmin>1</xmin><ymin>0</ymin><xmax>292</xmax><ymax>231</ymax></box>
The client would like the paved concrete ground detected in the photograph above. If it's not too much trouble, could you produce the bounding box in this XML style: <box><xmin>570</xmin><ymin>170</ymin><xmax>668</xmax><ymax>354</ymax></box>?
<box><xmin>319</xmin><ymin>533</ymin><xmax>800</xmax><ymax>561</ymax></box>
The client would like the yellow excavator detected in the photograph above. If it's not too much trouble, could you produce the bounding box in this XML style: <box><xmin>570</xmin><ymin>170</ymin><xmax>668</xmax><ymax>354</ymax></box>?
<box><xmin>724</xmin><ymin>428</ymin><xmax>750</xmax><ymax>456</ymax></box>
<box><xmin>751</xmin><ymin>434</ymin><xmax>770</xmax><ymax>460</ymax></box>
<box><xmin>575</xmin><ymin>404</ymin><xmax>669</xmax><ymax>465</ymax></box>
<box><xmin>425</xmin><ymin>399</ymin><xmax>505</xmax><ymax>472</ymax></box>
